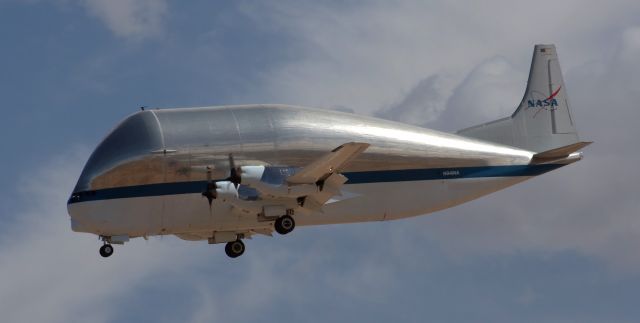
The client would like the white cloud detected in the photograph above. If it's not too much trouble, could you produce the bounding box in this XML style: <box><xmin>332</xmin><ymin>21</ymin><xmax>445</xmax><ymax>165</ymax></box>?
<box><xmin>80</xmin><ymin>0</ymin><xmax>167</xmax><ymax>40</ymax></box>
<box><xmin>188</xmin><ymin>287</ymin><xmax>220</xmax><ymax>323</ymax></box>
<box><xmin>435</xmin><ymin>56</ymin><xmax>525</xmax><ymax>131</ymax></box>
<box><xmin>376</xmin><ymin>73</ymin><xmax>458</xmax><ymax>127</ymax></box>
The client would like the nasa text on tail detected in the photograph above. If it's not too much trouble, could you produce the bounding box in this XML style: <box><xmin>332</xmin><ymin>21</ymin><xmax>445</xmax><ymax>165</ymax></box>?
<box><xmin>68</xmin><ymin>45</ymin><xmax>591</xmax><ymax>259</ymax></box>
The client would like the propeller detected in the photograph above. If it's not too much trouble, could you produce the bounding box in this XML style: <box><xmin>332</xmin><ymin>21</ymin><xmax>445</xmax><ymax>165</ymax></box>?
<box><xmin>201</xmin><ymin>154</ymin><xmax>242</xmax><ymax>208</ymax></box>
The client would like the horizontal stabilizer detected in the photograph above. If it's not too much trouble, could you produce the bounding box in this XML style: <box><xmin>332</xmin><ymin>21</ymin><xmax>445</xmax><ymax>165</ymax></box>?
<box><xmin>533</xmin><ymin>141</ymin><xmax>592</xmax><ymax>159</ymax></box>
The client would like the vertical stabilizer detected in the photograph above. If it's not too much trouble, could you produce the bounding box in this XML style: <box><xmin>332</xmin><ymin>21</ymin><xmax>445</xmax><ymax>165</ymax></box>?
<box><xmin>511</xmin><ymin>44</ymin><xmax>579</xmax><ymax>151</ymax></box>
<box><xmin>458</xmin><ymin>44</ymin><xmax>581</xmax><ymax>153</ymax></box>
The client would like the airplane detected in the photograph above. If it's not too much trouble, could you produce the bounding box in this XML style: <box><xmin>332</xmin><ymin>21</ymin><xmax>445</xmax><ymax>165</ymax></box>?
<box><xmin>68</xmin><ymin>44</ymin><xmax>591</xmax><ymax>258</ymax></box>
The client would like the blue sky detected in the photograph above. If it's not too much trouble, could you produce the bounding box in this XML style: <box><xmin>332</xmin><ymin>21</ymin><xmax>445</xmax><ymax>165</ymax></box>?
<box><xmin>1</xmin><ymin>1</ymin><xmax>640</xmax><ymax>322</ymax></box>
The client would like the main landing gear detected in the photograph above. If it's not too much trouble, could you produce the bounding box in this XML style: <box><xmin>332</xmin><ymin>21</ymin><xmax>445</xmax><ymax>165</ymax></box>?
<box><xmin>225</xmin><ymin>240</ymin><xmax>245</xmax><ymax>258</ymax></box>
<box><xmin>222</xmin><ymin>215</ymin><xmax>295</xmax><ymax>259</ymax></box>
<box><xmin>274</xmin><ymin>215</ymin><xmax>295</xmax><ymax>235</ymax></box>
<box><xmin>99</xmin><ymin>243</ymin><xmax>114</xmax><ymax>258</ymax></box>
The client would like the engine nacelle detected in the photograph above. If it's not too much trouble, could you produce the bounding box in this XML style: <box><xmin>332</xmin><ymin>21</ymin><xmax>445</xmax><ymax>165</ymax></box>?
<box><xmin>239</xmin><ymin>166</ymin><xmax>265</xmax><ymax>186</ymax></box>
<box><xmin>215</xmin><ymin>181</ymin><xmax>238</xmax><ymax>200</ymax></box>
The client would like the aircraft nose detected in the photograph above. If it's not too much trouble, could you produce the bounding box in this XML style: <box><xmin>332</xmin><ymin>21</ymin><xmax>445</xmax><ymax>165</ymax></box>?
<box><xmin>67</xmin><ymin>198</ymin><xmax>93</xmax><ymax>233</ymax></box>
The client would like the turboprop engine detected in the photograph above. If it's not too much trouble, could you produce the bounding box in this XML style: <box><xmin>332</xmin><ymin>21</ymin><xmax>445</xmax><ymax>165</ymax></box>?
<box><xmin>213</xmin><ymin>181</ymin><xmax>238</xmax><ymax>201</ymax></box>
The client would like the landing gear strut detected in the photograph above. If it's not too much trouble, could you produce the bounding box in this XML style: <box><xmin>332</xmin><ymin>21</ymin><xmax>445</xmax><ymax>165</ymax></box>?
<box><xmin>274</xmin><ymin>215</ymin><xmax>295</xmax><ymax>235</ymax></box>
<box><xmin>99</xmin><ymin>244</ymin><xmax>114</xmax><ymax>258</ymax></box>
<box><xmin>225</xmin><ymin>240</ymin><xmax>245</xmax><ymax>258</ymax></box>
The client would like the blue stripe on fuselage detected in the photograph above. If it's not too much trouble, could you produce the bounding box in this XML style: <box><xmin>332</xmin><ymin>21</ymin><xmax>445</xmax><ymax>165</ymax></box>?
<box><xmin>67</xmin><ymin>164</ymin><xmax>564</xmax><ymax>204</ymax></box>
<box><xmin>344</xmin><ymin>164</ymin><xmax>562</xmax><ymax>183</ymax></box>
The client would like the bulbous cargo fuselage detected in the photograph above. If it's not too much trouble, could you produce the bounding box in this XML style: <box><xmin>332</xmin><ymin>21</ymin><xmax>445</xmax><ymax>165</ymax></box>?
<box><xmin>66</xmin><ymin>105</ymin><xmax>562</xmax><ymax>242</ymax></box>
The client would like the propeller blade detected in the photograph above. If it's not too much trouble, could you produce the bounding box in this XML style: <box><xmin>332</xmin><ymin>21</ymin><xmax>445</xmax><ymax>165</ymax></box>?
<box><xmin>202</xmin><ymin>166</ymin><xmax>216</xmax><ymax>207</ymax></box>
<box><xmin>228</xmin><ymin>154</ymin><xmax>241</xmax><ymax>187</ymax></box>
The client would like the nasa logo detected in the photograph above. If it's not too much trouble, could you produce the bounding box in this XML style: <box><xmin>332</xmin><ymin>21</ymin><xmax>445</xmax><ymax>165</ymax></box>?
<box><xmin>528</xmin><ymin>98</ymin><xmax>558</xmax><ymax>108</ymax></box>
<box><xmin>528</xmin><ymin>86</ymin><xmax>561</xmax><ymax>108</ymax></box>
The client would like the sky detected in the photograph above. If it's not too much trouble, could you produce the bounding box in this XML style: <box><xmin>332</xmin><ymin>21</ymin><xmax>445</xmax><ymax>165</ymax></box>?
<box><xmin>1</xmin><ymin>0</ymin><xmax>640</xmax><ymax>322</ymax></box>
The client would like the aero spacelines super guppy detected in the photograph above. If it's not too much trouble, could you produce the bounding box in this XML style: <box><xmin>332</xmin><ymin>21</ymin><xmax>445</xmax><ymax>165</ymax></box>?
<box><xmin>68</xmin><ymin>45</ymin><xmax>591</xmax><ymax>258</ymax></box>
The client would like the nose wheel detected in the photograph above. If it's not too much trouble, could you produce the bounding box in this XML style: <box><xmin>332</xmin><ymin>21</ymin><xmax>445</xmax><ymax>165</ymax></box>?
<box><xmin>225</xmin><ymin>240</ymin><xmax>245</xmax><ymax>258</ymax></box>
<box><xmin>99</xmin><ymin>244</ymin><xmax>114</xmax><ymax>258</ymax></box>
<box><xmin>274</xmin><ymin>215</ymin><xmax>295</xmax><ymax>235</ymax></box>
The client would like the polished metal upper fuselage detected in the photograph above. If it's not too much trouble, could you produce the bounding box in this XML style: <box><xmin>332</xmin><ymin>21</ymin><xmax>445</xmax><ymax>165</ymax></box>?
<box><xmin>74</xmin><ymin>104</ymin><xmax>534</xmax><ymax>193</ymax></box>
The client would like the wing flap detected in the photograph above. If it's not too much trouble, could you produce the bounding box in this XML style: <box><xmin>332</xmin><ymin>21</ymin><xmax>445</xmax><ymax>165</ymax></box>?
<box><xmin>298</xmin><ymin>172</ymin><xmax>349</xmax><ymax>211</ymax></box>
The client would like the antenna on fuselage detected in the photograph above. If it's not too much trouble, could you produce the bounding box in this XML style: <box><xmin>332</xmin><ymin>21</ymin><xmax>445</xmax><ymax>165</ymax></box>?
<box><xmin>139</xmin><ymin>106</ymin><xmax>146</xmax><ymax>111</ymax></box>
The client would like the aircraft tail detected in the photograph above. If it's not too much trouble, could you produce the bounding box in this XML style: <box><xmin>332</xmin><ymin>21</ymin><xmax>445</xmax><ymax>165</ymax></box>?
<box><xmin>457</xmin><ymin>44</ymin><xmax>586</xmax><ymax>153</ymax></box>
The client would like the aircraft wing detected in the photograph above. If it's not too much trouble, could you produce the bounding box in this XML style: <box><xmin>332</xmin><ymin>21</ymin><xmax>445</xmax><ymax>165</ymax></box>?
<box><xmin>234</xmin><ymin>142</ymin><xmax>369</xmax><ymax>213</ymax></box>
<box><xmin>286</xmin><ymin>142</ymin><xmax>370</xmax><ymax>185</ymax></box>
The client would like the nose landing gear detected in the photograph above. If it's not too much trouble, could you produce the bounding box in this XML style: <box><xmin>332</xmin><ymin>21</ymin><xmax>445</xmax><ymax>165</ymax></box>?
<box><xmin>98</xmin><ymin>235</ymin><xmax>128</xmax><ymax>258</ymax></box>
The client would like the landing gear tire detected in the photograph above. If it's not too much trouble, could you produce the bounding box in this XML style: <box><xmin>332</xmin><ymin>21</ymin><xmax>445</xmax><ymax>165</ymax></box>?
<box><xmin>225</xmin><ymin>240</ymin><xmax>245</xmax><ymax>258</ymax></box>
<box><xmin>99</xmin><ymin>244</ymin><xmax>114</xmax><ymax>258</ymax></box>
<box><xmin>274</xmin><ymin>215</ymin><xmax>295</xmax><ymax>235</ymax></box>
